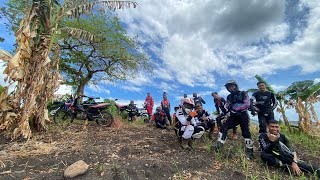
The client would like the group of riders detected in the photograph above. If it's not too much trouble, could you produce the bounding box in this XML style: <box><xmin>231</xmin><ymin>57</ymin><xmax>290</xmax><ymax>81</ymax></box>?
<box><xmin>142</xmin><ymin>80</ymin><xmax>320</xmax><ymax>177</ymax></box>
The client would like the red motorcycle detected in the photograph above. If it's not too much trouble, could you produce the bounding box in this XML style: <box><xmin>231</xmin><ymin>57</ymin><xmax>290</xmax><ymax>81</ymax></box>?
<box><xmin>53</xmin><ymin>95</ymin><xmax>113</xmax><ymax>127</ymax></box>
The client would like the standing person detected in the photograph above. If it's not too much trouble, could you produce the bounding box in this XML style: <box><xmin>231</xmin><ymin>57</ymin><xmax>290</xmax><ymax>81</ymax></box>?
<box><xmin>259</xmin><ymin>120</ymin><xmax>320</xmax><ymax>177</ymax></box>
<box><xmin>161</xmin><ymin>93</ymin><xmax>172</xmax><ymax>125</ymax></box>
<box><xmin>214</xmin><ymin>80</ymin><xmax>254</xmax><ymax>160</ymax></box>
<box><xmin>212</xmin><ymin>92</ymin><xmax>237</xmax><ymax>139</ymax></box>
<box><xmin>193</xmin><ymin>92</ymin><xmax>205</xmax><ymax>107</ymax></box>
<box><xmin>144</xmin><ymin>92</ymin><xmax>154</xmax><ymax>120</ymax></box>
<box><xmin>250</xmin><ymin>81</ymin><xmax>278</xmax><ymax>134</ymax></box>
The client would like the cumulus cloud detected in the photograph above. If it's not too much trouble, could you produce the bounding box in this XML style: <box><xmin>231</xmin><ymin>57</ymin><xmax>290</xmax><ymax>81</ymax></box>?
<box><xmin>126</xmin><ymin>72</ymin><xmax>152</xmax><ymax>86</ymax></box>
<box><xmin>54</xmin><ymin>85</ymin><xmax>73</xmax><ymax>95</ymax></box>
<box><xmin>271</xmin><ymin>84</ymin><xmax>287</xmax><ymax>92</ymax></box>
<box><xmin>121</xmin><ymin>86</ymin><xmax>142</xmax><ymax>92</ymax></box>
<box><xmin>117</xmin><ymin>0</ymin><xmax>317</xmax><ymax>88</ymax></box>
<box><xmin>87</xmin><ymin>84</ymin><xmax>111</xmax><ymax>95</ymax></box>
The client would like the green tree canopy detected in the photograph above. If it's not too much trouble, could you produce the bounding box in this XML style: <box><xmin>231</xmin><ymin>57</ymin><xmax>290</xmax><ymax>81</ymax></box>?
<box><xmin>59</xmin><ymin>12</ymin><xmax>151</xmax><ymax>96</ymax></box>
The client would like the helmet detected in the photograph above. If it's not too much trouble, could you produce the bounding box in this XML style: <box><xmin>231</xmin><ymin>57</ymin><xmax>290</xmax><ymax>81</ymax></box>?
<box><xmin>224</xmin><ymin>80</ymin><xmax>239</xmax><ymax>92</ymax></box>
<box><xmin>181</xmin><ymin>98</ymin><xmax>195</xmax><ymax>107</ymax></box>
<box><xmin>181</xmin><ymin>98</ymin><xmax>195</xmax><ymax>114</ymax></box>
<box><xmin>156</xmin><ymin>106</ymin><xmax>161</xmax><ymax>112</ymax></box>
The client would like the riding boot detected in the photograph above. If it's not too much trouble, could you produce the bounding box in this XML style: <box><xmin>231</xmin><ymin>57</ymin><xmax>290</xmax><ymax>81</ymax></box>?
<box><xmin>245</xmin><ymin>138</ymin><xmax>254</xmax><ymax>160</ymax></box>
<box><xmin>181</xmin><ymin>139</ymin><xmax>190</xmax><ymax>149</ymax></box>
<box><xmin>214</xmin><ymin>141</ymin><xmax>224</xmax><ymax>152</ymax></box>
<box><xmin>214</xmin><ymin>132</ymin><xmax>225</xmax><ymax>152</ymax></box>
<box><xmin>188</xmin><ymin>139</ymin><xmax>194</xmax><ymax>149</ymax></box>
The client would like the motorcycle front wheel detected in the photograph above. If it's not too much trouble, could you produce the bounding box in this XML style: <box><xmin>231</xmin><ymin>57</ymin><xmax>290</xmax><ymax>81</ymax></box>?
<box><xmin>53</xmin><ymin>109</ymin><xmax>73</xmax><ymax>126</ymax></box>
<box><xmin>96</xmin><ymin>110</ymin><xmax>113</xmax><ymax>127</ymax></box>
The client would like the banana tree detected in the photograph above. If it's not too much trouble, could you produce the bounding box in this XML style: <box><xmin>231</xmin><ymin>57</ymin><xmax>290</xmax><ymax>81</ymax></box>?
<box><xmin>285</xmin><ymin>80</ymin><xmax>320</xmax><ymax>132</ymax></box>
<box><xmin>0</xmin><ymin>0</ymin><xmax>138</xmax><ymax>139</ymax></box>
<box><xmin>247</xmin><ymin>74</ymin><xmax>290</xmax><ymax>126</ymax></box>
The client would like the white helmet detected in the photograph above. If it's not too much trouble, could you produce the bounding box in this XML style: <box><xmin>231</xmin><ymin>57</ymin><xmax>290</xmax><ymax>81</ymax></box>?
<box><xmin>181</xmin><ymin>98</ymin><xmax>195</xmax><ymax>114</ymax></box>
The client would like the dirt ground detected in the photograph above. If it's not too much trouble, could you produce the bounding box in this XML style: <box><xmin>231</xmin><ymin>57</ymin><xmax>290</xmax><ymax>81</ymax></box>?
<box><xmin>0</xmin><ymin>120</ymin><xmax>319</xmax><ymax>180</ymax></box>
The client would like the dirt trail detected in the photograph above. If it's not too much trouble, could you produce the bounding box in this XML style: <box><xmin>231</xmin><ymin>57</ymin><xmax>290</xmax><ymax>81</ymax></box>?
<box><xmin>0</xmin><ymin>123</ymin><xmax>318</xmax><ymax>180</ymax></box>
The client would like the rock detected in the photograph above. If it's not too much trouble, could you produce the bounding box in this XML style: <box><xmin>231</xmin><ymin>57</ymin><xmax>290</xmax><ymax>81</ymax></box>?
<box><xmin>64</xmin><ymin>160</ymin><xmax>89</xmax><ymax>178</ymax></box>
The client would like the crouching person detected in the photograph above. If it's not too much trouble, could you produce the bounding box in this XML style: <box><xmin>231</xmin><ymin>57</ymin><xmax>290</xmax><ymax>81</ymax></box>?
<box><xmin>195</xmin><ymin>104</ymin><xmax>215</xmax><ymax>138</ymax></box>
<box><xmin>259</xmin><ymin>120</ymin><xmax>320</xmax><ymax>177</ymax></box>
<box><xmin>175</xmin><ymin>98</ymin><xmax>205</xmax><ymax>150</ymax></box>
<box><xmin>153</xmin><ymin>107</ymin><xmax>169</xmax><ymax>129</ymax></box>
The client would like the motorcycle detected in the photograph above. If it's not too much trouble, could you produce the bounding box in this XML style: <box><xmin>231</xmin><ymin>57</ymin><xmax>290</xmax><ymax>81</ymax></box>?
<box><xmin>49</xmin><ymin>96</ymin><xmax>74</xmax><ymax>116</ymax></box>
<box><xmin>125</xmin><ymin>103</ymin><xmax>149</xmax><ymax>122</ymax></box>
<box><xmin>53</xmin><ymin>95</ymin><xmax>114</xmax><ymax>127</ymax></box>
<box><xmin>136</xmin><ymin>105</ymin><xmax>149</xmax><ymax>122</ymax></box>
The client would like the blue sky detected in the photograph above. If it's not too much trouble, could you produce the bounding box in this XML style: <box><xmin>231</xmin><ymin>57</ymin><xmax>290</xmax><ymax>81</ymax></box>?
<box><xmin>0</xmin><ymin>0</ymin><xmax>319</xmax><ymax>121</ymax></box>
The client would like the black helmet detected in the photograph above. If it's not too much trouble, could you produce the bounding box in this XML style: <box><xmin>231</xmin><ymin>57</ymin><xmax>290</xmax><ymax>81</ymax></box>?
<box><xmin>156</xmin><ymin>106</ymin><xmax>161</xmax><ymax>112</ymax></box>
<box><xmin>225</xmin><ymin>80</ymin><xmax>239</xmax><ymax>92</ymax></box>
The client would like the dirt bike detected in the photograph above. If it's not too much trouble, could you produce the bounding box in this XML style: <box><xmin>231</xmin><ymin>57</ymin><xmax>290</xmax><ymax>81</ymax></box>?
<box><xmin>53</xmin><ymin>95</ymin><xmax>113</xmax><ymax>127</ymax></box>
<box><xmin>125</xmin><ymin>104</ymin><xmax>149</xmax><ymax>122</ymax></box>
<box><xmin>114</xmin><ymin>101</ymin><xmax>129</xmax><ymax>114</ymax></box>
<box><xmin>49</xmin><ymin>96</ymin><xmax>74</xmax><ymax>116</ymax></box>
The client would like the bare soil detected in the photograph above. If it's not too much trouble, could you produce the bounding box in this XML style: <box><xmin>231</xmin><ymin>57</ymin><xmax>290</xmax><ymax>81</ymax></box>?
<box><xmin>0</xmin><ymin>121</ymin><xmax>319</xmax><ymax>180</ymax></box>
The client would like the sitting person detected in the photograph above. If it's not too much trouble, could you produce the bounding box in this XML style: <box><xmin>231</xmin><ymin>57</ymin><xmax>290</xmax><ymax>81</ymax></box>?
<box><xmin>259</xmin><ymin>120</ymin><xmax>320</xmax><ymax>177</ymax></box>
<box><xmin>194</xmin><ymin>104</ymin><xmax>215</xmax><ymax>137</ymax></box>
<box><xmin>172</xmin><ymin>106</ymin><xmax>180</xmax><ymax>126</ymax></box>
<box><xmin>153</xmin><ymin>107</ymin><xmax>169</xmax><ymax>129</ymax></box>
<box><xmin>127</xmin><ymin>100</ymin><xmax>138</xmax><ymax>121</ymax></box>
<box><xmin>175</xmin><ymin>98</ymin><xmax>205</xmax><ymax>149</ymax></box>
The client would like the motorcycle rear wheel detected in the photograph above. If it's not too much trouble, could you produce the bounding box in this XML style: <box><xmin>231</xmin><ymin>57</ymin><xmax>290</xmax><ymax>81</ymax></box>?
<box><xmin>96</xmin><ymin>110</ymin><xmax>113</xmax><ymax>127</ymax></box>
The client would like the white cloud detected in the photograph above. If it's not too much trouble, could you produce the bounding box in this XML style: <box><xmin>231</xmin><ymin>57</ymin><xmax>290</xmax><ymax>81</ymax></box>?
<box><xmin>314</xmin><ymin>78</ymin><xmax>320</xmax><ymax>84</ymax></box>
<box><xmin>87</xmin><ymin>84</ymin><xmax>111</xmax><ymax>95</ymax></box>
<box><xmin>218</xmin><ymin>89</ymin><xmax>230</xmax><ymax>98</ymax></box>
<box><xmin>0</xmin><ymin>62</ymin><xmax>7</xmax><ymax>86</ymax></box>
<box><xmin>265</xmin><ymin>23</ymin><xmax>290</xmax><ymax>42</ymax></box>
<box><xmin>121</xmin><ymin>86</ymin><xmax>142</xmax><ymax>92</ymax></box>
<box><xmin>154</xmin><ymin>67</ymin><xmax>174</xmax><ymax>81</ymax></box>
<box><xmin>271</xmin><ymin>84</ymin><xmax>287</xmax><ymax>92</ymax></box>
<box><xmin>117</xmin><ymin>0</ymin><xmax>291</xmax><ymax>86</ymax></box>
<box><xmin>127</xmin><ymin>72</ymin><xmax>152</xmax><ymax>86</ymax></box>
<box><xmin>54</xmin><ymin>84</ymin><xmax>73</xmax><ymax>95</ymax></box>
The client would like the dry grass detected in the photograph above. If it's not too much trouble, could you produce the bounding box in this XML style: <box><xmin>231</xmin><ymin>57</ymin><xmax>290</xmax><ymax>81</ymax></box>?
<box><xmin>0</xmin><ymin>125</ymin><xmax>88</xmax><ymax>170</ymax></box>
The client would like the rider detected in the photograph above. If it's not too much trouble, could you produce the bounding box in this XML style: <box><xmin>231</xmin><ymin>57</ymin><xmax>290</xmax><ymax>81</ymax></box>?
<box><xmin>195</xmin><ymin>104</ymin><xmax>215</xmax><ymax>136</ymax></box>
<box><xmin>153</xmin><ymin>106</ymin><xmax>169</xmax><ymax>129</ymax></box>
<box><xmin>259</xmin><ymin>120</ymin><xmax>320</xmax><ymax>177</ymax></box>
<box><xmin>250</xmin><ymin>81</ymin><xmax>278</xmax><ymax>134</ymax></box>
<box><xmin>175</xmin><ymin>98</ymin><xmax>205</xmax><ymax>149</ymax></box>
<box><xmin>127</xmin><ymin>100</ymin><xmax>138</xmax><ymax>121</ymax></box>
<box><xmin>212</xmin><ymin>92</ymin><xmax>237</xmax><ymax>139</ymax></box>
<box><xmin>144</xmin><ymin>92</ymin><xmax>154</xmax><ymax>120</ymax></box>
<box><xmin>161</xmin><ymin>93</ymin><xmax>172</xmax><ymax>125</ymax></box>
<box><xmin>193</xmin><ymin>93</ymin><xmax>205</xmax><ymax>107</ymax></box>
<box><xmin>214</xmin><ymin>80</ymin><xmax>254</xmax><ymax>160</ymax></box>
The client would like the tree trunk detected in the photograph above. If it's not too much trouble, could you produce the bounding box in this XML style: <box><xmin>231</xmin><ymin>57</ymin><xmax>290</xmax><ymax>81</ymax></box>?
<box><xmin>1</xmin><ymin>36</ymin><xmax>60</xmax><ymax>139</ymax></box>
<box><xmin>76</xmin><ymin>81</ymin><xmax>85</xmax><ymax>103</ymax></box>
<box><xmin>75</xmin><ymin>73</ymin><xmax>92</xmax><ymax>103</ymax></box>
<box><xmin>279</xmin><ymin>100</ymin><xmax>290</xmax><ymax>127</ymax></box>
<box><xmin>309</xmin><ymin>103</ymin><xmax>320</xmax><ymax>126</ymax></box>
<box><xmin>295</xmin><ymin>98</ymin><xmax>311</xmax><ymax>132</ymax></box>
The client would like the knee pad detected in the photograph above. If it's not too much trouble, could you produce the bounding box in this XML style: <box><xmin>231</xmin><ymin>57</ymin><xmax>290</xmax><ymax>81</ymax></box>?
<box><xmin>244</xmin><ymin>138</ymin><xmax>254</xmax><ymax>149</ymax></box>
